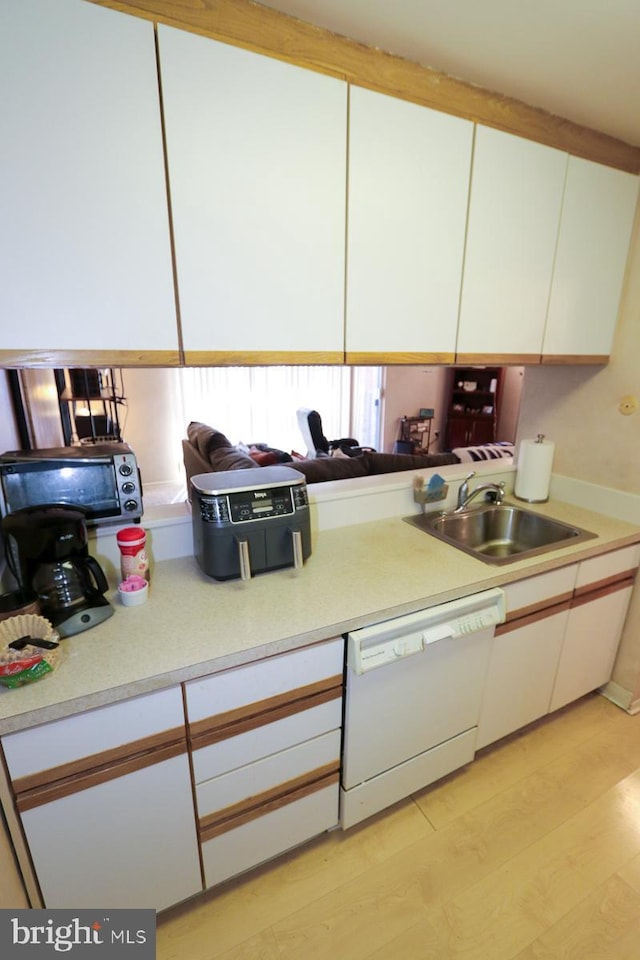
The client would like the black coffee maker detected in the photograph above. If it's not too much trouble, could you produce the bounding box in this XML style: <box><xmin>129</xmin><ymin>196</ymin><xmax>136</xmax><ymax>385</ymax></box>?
<box><xmin>2</xmin><ymin>504</ymin><xmax>113</xmax><ymax>638</ymax></box>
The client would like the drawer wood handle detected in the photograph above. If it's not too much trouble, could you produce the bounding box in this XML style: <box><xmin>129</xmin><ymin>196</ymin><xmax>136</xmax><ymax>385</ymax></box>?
<box><xmin>188</xmin><ymin>675</ymin><xmax>342</xmax><ymax>750</ymax></box>
<box><xmin>198</xmin><ymin>761</ymin><xmax>339</xmax><ymax>843</ymax></box>
<box><xmin>497</xmin><ymin>569</ymin><xmax>637</xmax><ymax>635</ymax></box>
<box><xmin>13</xmin><ymin>727</ymin><xmax>187</xmax><ymax>811</ymax></box>
<box><xmin>496</xmin><ymin>597</ymin><xmax>572</xmax><ymax>635</ymax></box>
<box><xmin>571</xmin><ymin>574</ymin><xmax>635</xmax><ymax>608</ymax></box>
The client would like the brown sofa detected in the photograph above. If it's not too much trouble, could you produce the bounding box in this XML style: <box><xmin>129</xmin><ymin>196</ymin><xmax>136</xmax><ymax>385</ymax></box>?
<box><xmin>183</xmin><ymin>421</ymin><xmax>460</xmax><ymax>487</ymax></box>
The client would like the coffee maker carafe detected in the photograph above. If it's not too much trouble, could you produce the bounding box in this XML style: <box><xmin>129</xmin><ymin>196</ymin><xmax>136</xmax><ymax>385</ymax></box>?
<box><xmin>2</xmin><ymin>504</ymin><xmax>113</xmax><ymax>638</ymax></box>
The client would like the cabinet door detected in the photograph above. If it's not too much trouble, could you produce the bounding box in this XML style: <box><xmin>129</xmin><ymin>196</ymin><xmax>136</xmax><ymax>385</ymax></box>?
<box><xmin>477</xmin><ymin>607</ymin><xmax>570</xmax><ymax>749</ymax></box>
<box><xmin>158</xmin><ymin>26</ymin><xmax>346</xmax><ymax>363</ymax></box>
<box><xmin>549</xmin><ymin>582</ymin><xmax>634</xmax><ymax>712</ymax></box>
<box><xmin>477</xmin><ymin>564</ymin><xmax>577</xmax><ymax>748</ymax></box>
<box><xmin>542</xmin><ymin>157</ymin><xmax>639</xmax><ymax>361</ymax></box>
<box><xmin>346</xmin><ymin>86</ymin><xmax>473</xmax><ymax>362</ymax></box>
<box><xmin>0</xmin><ymin>0</ymin><xmax>178</xmax><ymax>362</ymax></box>
<box><xmin>18</xmin><ymin>753</ymin><xmax>201</xmax><ymax>910</ymax></box>
<box><xmin>550</xmin><ymin>546</ymin><xmax>640</xmax><ymax>711</ymax></box>
<box><xmin>446</xmin><ymin>417</ymin><xmax>471</xmax><ymax>449</ymax></box>
<box><xmin>457</xmin><ymin>126</ymin><xmax>567</xmax><ymax>361</ymax></box>
<box><xmin>2</xmin><ymin>688</ymin><xmax>201</xmax><ymax>910</ymax></box>
<box><xmin>468</xmin><ymin>417</ymin><xmax>496</xmax><ymax>446</ymax></box>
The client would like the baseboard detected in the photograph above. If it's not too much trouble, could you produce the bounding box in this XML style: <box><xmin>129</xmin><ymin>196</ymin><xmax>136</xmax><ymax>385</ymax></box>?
<box><xmin>599</xmin><ymin>680</ymin><xmax>640</xmax><ymax>714</ymax></box>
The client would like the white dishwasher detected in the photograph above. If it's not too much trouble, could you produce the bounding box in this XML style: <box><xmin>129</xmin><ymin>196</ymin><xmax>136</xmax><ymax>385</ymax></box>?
<box><xmin>340</xmin><ymin>587</ymin><xmax>505</xmax><ymax>828</ymax></box>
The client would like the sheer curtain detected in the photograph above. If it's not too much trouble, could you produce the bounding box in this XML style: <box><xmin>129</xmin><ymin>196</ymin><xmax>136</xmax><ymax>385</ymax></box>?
<box><xmin>175</xmin><ymin>366</ymin><xmax>381</xmax><ymax>453</ymax></box>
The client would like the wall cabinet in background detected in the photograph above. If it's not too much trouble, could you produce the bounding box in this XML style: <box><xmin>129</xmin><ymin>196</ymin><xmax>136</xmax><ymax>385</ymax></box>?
<box><xmin>345</xmin><ymin>86</ymin><xmax>473</xmax><ymax>364</ymax></box>
<box><xmin>1</xmin><ymin>1</ymin><xmax>637</xmax><ymax>370</ymax></box>
<box><xmin>158</xmin><ymin>26</ymin><xmax>347</xmax><ymax>365</ymax></box>
<box><xmin>0</xmin><ymin>0</ymin><xmax>178</xmax><ymax>363</ymax></box>
<box><xmin>456</xmin><ymin>126</ymin><xmax>567</xmax><ymax>363</ymax></box>
<box><xmin>542</xmin><ymin>156</ymin><xmax>639</xmax><ymax>362</ymax></box>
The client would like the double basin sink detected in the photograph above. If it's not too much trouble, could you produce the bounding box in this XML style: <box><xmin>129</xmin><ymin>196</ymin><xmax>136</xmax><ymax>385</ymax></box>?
<box><xmin>404</xmin><ymin>502</ymin><xmax>596</xmax><ymax>565</ymax></box>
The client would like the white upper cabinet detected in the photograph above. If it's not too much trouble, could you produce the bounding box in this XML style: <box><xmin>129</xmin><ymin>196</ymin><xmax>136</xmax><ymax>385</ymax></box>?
<box><xmin>457</xmin><ymin>126</ymin><xmax>567</xmax><ymax>360</ymax></box>
<box><xmin>158</xmin><ymin>26</ymin><xmax>347</xmax><ymax>362</ymax></box>
<box><xmin>346</xmin><ymin>87</ymin><xmax>473</xmax><ymax>362</ymax></box>
<box><xmin>542</xmin><ymin>157</ymin><xmax>639</xmax><ymax>360</ymax></box>
<box><xmin>0</xmin><ymin>0</ymin><xmax>178</xmax><ymax>359</ymax></box>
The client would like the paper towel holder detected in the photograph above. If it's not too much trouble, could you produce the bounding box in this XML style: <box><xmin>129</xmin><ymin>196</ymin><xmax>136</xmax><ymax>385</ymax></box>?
<box><xmin>514</xmin><ymin>433</ymin><xmax>554</xmax><ymax>503</ymax></box>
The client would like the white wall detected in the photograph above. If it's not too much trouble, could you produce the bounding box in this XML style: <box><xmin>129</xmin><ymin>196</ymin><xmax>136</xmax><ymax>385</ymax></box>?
<box><xmin>120</xmin><ymin>368</ymin><xmax>185</xmax><ymax>486</ymax></box>
<box><xmin>497</xmin><ymin>367</ymin><xmax>525</xmax><ymax>441</ymax></box>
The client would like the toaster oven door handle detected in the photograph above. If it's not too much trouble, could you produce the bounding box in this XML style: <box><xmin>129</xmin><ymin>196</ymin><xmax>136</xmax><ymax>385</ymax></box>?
<box><xmin>236</xmin><ymin>538</ymin><xmax>251</xmax><ymax>581</ymax></box>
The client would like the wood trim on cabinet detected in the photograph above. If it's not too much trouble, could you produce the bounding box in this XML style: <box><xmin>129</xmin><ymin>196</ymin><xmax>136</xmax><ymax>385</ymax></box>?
<box><xmin>183</xmin><ymin>350</ymin><xmax>345</xmax><ymax>366</ymax></box>
<box><xmin>12</xmin><ymin>726</ymin><xmax>187</xmax><ymax>811</ymax></box>
<box><xmin>572</xmin><ymin>572</ymin><xmax>636</xmax><ymax>608</ymax></box>
<box><xmin>345</xmin><ymin>351</ymin><xmax>456</xmax><ymax>365</ymax></box>
<box><xmin>541</xmin><ymin>354</ymin><xmax>610</xmax><ymax>365</ymax></box>
<box><xmin>0</xmin><ymin>349</ymin><xmax>181</xmax><ymax>369</ymax></box>
<box><xmin>455</xmin><ymin>352</ymin><xmax>542</xmax><ymax>366</ymax></box>
<box><xmin>198</xmin><ymin>761</ymin><xmax>339</xmax><ymax>842</ymax></box>
<box><xmin>496</xmin><ymin>596</ymin><xmax>573</xmax><ymax>636</ymax></box>
<box><xmin>496</xmin><ymin>569</ymin><xmax>637</xmax><ymax>635</ymax></box>
<box><xmin>188</xmin><ymin>676</ymin><xmax>343</xmax><ymax>750</ymax></box>
<box><xmin>89</xmin><ymin>0</ymin><xmax>640</xmax><ymax>173</ymax></box>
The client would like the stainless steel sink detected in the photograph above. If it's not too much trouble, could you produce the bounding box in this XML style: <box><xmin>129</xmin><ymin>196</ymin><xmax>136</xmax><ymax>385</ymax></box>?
<box><xmin>404</xmin><ymin>503</ymin><xmax>596</xmax><ymax>564</ymax></box>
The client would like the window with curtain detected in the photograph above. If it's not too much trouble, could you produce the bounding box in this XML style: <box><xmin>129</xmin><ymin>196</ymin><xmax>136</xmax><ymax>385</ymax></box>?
<box><xmin>175</xmin><ymin>366</ymin><xmax>382</xmax><ymax>453</ymax></box>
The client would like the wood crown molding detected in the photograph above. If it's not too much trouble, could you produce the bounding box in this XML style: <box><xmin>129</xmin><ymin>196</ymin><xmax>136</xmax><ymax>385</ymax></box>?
<box><xmin>87</xmin><ymin>0</ymin><xmax>640</xmax><ymax>173</ymax></box>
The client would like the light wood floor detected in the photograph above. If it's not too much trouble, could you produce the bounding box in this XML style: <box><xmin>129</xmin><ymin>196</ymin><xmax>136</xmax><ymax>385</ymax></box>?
<box><xmin>158</xmin><ymin>693</ymin><xmax>640</xmax><ymax>960</ymax></box>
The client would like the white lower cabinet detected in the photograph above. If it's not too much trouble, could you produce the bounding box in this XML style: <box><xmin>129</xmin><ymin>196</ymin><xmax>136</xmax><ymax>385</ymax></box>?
<box><xmin>184</xmin><ymin>638</ymin><xmax>343</xmax><ymax>888</ymax></box>
<box><xmin>549</xmin><ymin>545</ymin><xmax>640</xmax><ymax>710</ymax></box>
<box><xmin>1</xmin><ymin>688</ymin><xmax>202</xmax><ymax>910</ymax></box>
<box><xmin>477</xmin><ymin>566</ymin><xmax>577</xmax><ymax>749</ymax></box>
<box><xmin>478</xmin><ymin>546</ymin><xmax>640</xmax><ymax>749</ymax></box>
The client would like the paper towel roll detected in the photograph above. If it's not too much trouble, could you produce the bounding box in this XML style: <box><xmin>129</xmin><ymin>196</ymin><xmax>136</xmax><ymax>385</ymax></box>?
<box><xmin>514</xmin><ymin>435</ymin><xmax>555</xmax><ymax>502</ymax></box>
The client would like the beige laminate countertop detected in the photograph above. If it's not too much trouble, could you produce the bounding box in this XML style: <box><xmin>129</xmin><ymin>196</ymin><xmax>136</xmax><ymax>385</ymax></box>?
<box><xmin>1</xmin><ymin>498</ymin><xmax>639</xmax><ymax>736</ymax></box>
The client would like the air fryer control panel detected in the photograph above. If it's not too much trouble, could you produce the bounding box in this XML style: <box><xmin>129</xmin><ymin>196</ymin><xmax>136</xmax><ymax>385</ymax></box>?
<box><xmin>198</xmin><ymin>484</ymin><xmax>307</xmax><ymax>524</ymax></box>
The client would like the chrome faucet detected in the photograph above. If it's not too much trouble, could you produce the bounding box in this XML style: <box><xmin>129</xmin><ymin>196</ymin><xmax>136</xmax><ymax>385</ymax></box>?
<box><xmin>453</xmin><ymin>471</ymin><xmax>506</xmax><ymax>513</ymax></box>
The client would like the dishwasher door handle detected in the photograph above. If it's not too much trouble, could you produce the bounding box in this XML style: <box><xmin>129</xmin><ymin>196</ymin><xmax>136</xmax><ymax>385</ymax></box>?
<box><xmin>422</xmin><ymin>623</ymin><xmax>456</xmax><ymax>645</ymax></box>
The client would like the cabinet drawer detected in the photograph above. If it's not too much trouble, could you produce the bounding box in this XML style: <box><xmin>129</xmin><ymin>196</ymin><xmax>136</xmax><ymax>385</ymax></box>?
<box><xmin>197</xmin><ymin>729</ymin><xmax>340</xmax><ymax>822</ymax></box>
<box><xmin>201</xmin><ymin>782</ymin><xmax>339</xmax><ymax>889</ymax></box>
<box><xmin>192</xmin><ymin>698</ymin><xmax>341</xmax><ymax>783</ymax></box>
<box><xmin>502</xmin><ymin>564</ymin><xmax>578</xmax><ymax>619</ymax></box>
<box><xmin>2</xmin><ymin>687</ymin><xmax>186</xmax><ymax>782</ymax></box>
<box><xmin>184</xmin><ymin>638</ymin><xmax>343</xmax><ymax>723</ymax></box>
<box><xmin>575</xmin><ymin>544</ymin><xmax>640</xmax><ymax>591</ymax></box>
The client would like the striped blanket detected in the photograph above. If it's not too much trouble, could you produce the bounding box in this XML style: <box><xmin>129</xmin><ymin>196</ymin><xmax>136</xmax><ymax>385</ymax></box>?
<box><xmin>453</xmin><ymin>442</ymin><xmax>515</xmax><ymax>463</ymax></box>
